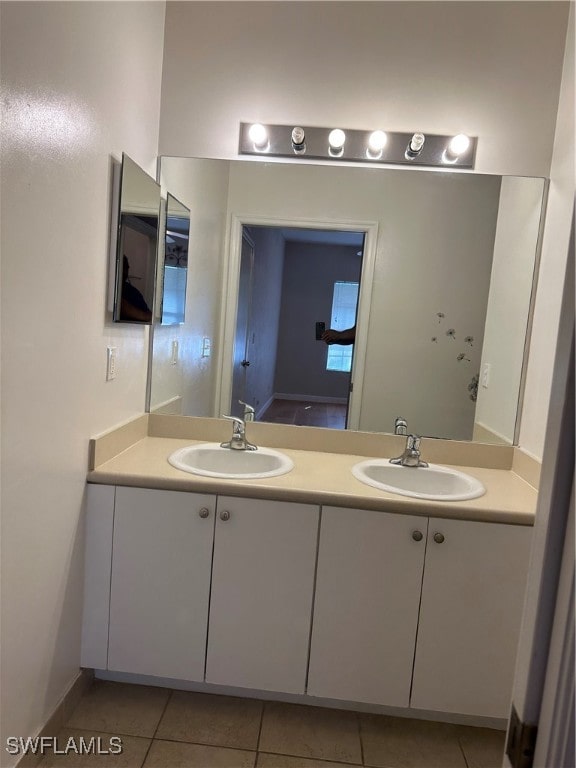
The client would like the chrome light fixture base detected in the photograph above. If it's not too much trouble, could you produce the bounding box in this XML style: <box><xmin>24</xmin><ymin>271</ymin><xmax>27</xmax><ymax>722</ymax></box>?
<box><xmin>239</xmin><ymin>123</ymin><xmax>477</xmax><ymax>169</ymax></box>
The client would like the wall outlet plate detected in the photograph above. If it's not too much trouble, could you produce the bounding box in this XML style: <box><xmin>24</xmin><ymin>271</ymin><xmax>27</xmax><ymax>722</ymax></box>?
<box><xmin>106</xmin><ymin>347</ymin><xmax>117</xmax><ymax>381</ymax></box>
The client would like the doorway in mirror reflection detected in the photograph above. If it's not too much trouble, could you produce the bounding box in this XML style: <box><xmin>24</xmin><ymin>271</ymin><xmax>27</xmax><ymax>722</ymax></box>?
<box><xmin>230</xmin><ymin>225</ymin><xmax>365</xmax><ymax>429</ymax></box>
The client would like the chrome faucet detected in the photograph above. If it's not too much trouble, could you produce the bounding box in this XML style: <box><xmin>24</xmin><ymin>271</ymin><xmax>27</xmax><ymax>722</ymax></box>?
<box><xmin>390</xmin><ymin>434</ymin><xmax>429</xmax><ymax>468</ymax></box>
<box><xmin>394</xmin><ymin>416</ymin><xmax>408</xmax><ymax>435</ymax></box>
<box><xmin>220</xmin><ymin>415</ymin><xmax>257</xmax><ymax>451</ymax></box>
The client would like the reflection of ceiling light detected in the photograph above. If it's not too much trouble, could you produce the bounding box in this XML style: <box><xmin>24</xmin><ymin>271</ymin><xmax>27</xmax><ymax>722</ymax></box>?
<box><xmin>448</xmin><ymin>134</ymin><xmax>471</xmax><ymax>156</ymax></box>
<box><xmin>166</xmin><ymin>230</ymin><xmax>189</xmax><ymax>240</ymax></box>
<box><xmin>248</xmin><ymin>123</ymin><xmax>269</xmax><ymax>150</ymax></box>
<box><xmin>328</xmin><ymin>128</ymin><xmax>346</xmax><ymax>156</ymax></box>
<box><xmin>366</xmin><ymin>130</ymin><xmax>387</xmax><ymax>159</ymax></box>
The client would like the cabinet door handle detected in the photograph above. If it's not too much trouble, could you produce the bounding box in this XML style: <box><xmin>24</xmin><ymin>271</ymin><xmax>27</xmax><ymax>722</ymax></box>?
<box><xmin>433</xmin><ymin>532</ymin><xmax>445</xmax><ymax>544</ymax></box>
<box><xmin>219</xmin><ymin>510</ymin><xmax>231</xmax><ymax>522</ymax></box>
<box><xmin>199</xmin><ymin>507</ymin><xmax>210</xmax><ymax>519</ymax></box>
<box><xmin>412</xmin><ymin>530</ymin><xmax>423</xmax><ymax>542</ymax></box>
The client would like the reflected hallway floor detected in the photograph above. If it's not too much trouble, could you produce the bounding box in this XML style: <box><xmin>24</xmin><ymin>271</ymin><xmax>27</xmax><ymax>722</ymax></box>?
<box><xmin>260</xmin><ymin>399</ymin><xmax>347</xmax><ymax>429</ymax></box>
<box><xmin>37</xmin><ymin>681</ymin><xmax>507</xmax><ymax>768</ymax></box>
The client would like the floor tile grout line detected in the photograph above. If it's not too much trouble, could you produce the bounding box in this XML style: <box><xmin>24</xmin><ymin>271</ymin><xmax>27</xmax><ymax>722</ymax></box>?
<box><xmin>255</xmin><ymin>699</ymin><xmax>266</xmax><ymax>753</ymax></box>
<box><xmin>151</xmin><ymin>688</ymin><xmax>173</xmax><ymax>739</ymax></box>
<box><xmin>56</xmin><ymin>726</ymin><xmax>158</xmax><ymax>742</ymax></box>
<box><xmin>148</xmin><ymin>735</ymin><xmax>260</xmax><ymax>755</ymax></box>
<box><xmin>256</xmin><ymin>749</ymin><xmax>364</xmax><ymax>766</ymax></box>
<box><xmin>457</xmin><ymin>736</ymin><xmax>471</xmax><ymax>768</ymax></box>
<box><xmin>356</xmin><ymin>711</ymin><xmax>365</xmax><ymax>766</ymax></box>
<box><xmin>138</xmin><ymin>688</ymin><xmax>173</xmax><ymax>767</ymax></box>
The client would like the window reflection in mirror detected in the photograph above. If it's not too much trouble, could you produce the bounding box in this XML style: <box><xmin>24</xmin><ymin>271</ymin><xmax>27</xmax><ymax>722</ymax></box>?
<box><xmin>113</xmin><ymin>153</ymin><xmax>160</xmax><ymax>324</ymax></box>
<box><xmin>161</xmin><ymin>193</ymin><xmax>190</xmax><ymax>325</ymax></box>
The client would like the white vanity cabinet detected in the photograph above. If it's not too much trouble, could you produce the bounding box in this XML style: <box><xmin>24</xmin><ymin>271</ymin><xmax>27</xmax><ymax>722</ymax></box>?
<box><xmin>107</xmin><ymin>486</ymin><xmax>216</xmax><ymax>681</ymax></box>
<box><xmin>410</xmin><ymin>517</ymin><xmax>532</xmax><ymax>719</ymax></box>
<box><xmin>81</xmin><ymin>482</ymin><xmax>532</xmax><ymax>721</ymax></box>
<box><xmin>82</xmin><ymin>485</ymin><xmax>319</xmax><ymax>693</ymax></box>
<box><xmin>307</xmin><ymin>506</ymin><xmax>531</xmax><ymax>719</ymax></box>
<box><xmin>205</xmin><ymin>496</ymin><xmax>319</xmax><ymax>694</ymax></box>
<box><xmin>307</xmin><ymin>506</ymin><xmax>428</xmax><ymax>707</ymax></box>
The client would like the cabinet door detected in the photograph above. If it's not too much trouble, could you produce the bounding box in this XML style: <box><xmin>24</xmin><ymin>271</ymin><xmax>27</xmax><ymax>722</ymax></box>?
<box><xmin>411</xmin><ymin>518</ymin><xmax>532</xmax><ymax>718</ymax></box>
<box><xmin>108</xmin><ymin>487</ymin><xmax>215</xmax><ymax>680</ymax></box>
<box><xmin>205</xmin><ymin>496</ymin><xmax>319</xmax><ymax>693</ymax></box>
<box><xmin>81</xmin><ymin>484</ymin><xmax>115</xmax><ymax>669</ymax></box>
<box><xmin>307</xmin><ymin>506</ymin><xmax>427</xmax><ymax>707</ymax></box>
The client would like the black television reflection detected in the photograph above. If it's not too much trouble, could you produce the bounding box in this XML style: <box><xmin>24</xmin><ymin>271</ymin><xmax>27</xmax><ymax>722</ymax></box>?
<box><xmin>161</xmin><ymin>193</ymin><xmax>190</xmax><ymax>325</ymax></box>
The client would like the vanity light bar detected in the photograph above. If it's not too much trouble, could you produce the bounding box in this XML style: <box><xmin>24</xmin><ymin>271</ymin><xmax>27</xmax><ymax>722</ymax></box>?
<box><xmin>239</xmin><ymin>123</ymin><xmax>477</xmax><ymax>169</ymax></box>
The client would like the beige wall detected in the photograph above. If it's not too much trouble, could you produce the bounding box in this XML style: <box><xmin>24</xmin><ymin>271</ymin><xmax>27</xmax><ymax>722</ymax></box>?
<box><xmin>0</xmin><ymin>2</ymin><xmax>166</xmax><ymax>762</ymax></box>
<box><xmin>153</xmin><ymin>157</ymin><xmax>230</xmax><ymax>415</ymax></box>
<box><xmin>518</xmin><ymin>5</ymin><xmax>574</xmax><ymax>459</ymax></box>
<box><xmin>475</xmin><ymin>177</ymin><xmax>545</xmax><ymax>445</ymax></box>
<box><xmin>159</xmin><ymin>1</ymin><xmax>569</xmax><ymax>178</ymax></box>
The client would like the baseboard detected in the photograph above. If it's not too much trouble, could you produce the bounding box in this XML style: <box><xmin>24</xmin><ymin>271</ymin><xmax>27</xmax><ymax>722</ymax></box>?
<box><xmin>15</xmin><ymin>669</ymin><xmax>94</xmax><ymax>767</ymax></box>
<box><xmin>256</xmin><ymin>395</ymin><xmax>275</xmax><ymax>420</ymax></box>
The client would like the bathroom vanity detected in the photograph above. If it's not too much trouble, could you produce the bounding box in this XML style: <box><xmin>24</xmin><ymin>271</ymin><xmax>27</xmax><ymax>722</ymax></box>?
<box><xmin>82</xmin><ymin>417</ymin><xmax>537</xmax><ymax>726</ymax></box>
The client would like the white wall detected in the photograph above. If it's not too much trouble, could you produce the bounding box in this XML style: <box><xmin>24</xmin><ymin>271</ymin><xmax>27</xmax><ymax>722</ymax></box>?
<box><xmin>518</xmin><ymin>6</ymin><xmax>575</xmax><ymax>459</ymax></box>
<box><xmin>0</xmin><ymin>2</ymin><xmax>166</xmax><ymax>762</ymax></box>
<box><xmin>153</xmin><ymin>157</ymin><xmax>230</xmax><ymax>415</ymax></box>
<box><xmin>159</xmin><ymin>1</ymin><xmax>569</xmax><ymax>178</ymax></box>
<box><xmin>475</xmin><ymin>177</ymin><xmax>545</xmax><ymax>445</ymax></box>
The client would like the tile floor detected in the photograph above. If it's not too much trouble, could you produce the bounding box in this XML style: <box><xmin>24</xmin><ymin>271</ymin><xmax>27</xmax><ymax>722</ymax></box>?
<box><xmin>38</xmin><ymin>681</ymin><xmax>506</xmax><ymax>768</ymax></box>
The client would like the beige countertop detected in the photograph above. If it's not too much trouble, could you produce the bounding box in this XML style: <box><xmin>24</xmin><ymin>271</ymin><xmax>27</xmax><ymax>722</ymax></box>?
<box><xmin>87</xmin><ymin>436</ymin><xmax>537</xmax><ymax>525</ymax></box>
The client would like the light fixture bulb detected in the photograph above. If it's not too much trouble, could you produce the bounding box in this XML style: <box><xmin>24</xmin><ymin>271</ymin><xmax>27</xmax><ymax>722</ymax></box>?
<box><xmin>368</xmin><ymin>130</ymin><xmax>388</xmax><ymax>152</ymax></box>
<box><xmin>448</xmin><ymin>134</ymin><xmax>471</xmax><ymax>156</ymax></box>
<box><xmin>328</xmin><ymin>128</ymin><xmax>346</xmax><ymax>150</ymax></box>
<box><xmin>291</xmin><ymin>126</ymin><xmax>306</xmax><ymax>154</ymax></box>
<box><xmin>409</xmin><ymin>133</ymin><xmax>425</xmax><ymax>153</ymax></box>
<box><xmin>291</xmin><ymin>126</ymin><xmax>305</xmax><ymax>146</ymax></box>
<box><xmin>248</xmin><ymin>123</ymin><xmax>268</xmax><ymax>149</ymax></box>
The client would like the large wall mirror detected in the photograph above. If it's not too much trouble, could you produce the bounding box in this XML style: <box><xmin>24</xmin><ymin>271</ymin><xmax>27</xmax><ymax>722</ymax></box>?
<box><xmin>112</xmin><ymin>153</ymin><xmax>161</xmax><ymax>324</ymax></box>
<box><xmin>149</xmin><ymin>156</ymin><xmax>546</xmax><ymax>445</ymax></box>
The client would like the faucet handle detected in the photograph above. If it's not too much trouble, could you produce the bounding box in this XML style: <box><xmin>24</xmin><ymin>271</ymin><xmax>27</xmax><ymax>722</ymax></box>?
<box><xmin>239</xmin><ymin>400</ymin><xmax>255</xmax><ymax>421</ymax></box>
<box><xmin>407</xmin><ymin>434</ymin><xmax>421</xmax><ymax>450</ymax></box>
<box><xmin>222</xmin><ymin>414</ymin><xmax>245</xmax><ymax>430</ymax></box>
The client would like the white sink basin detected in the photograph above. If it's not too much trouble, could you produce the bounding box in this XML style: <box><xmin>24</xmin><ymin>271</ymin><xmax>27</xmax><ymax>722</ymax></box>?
<box><xmin>352</xmin><ymin>459</ymin><xmax>485</xmax><ymax>501</ymax></box>
<box><xmin>168</xmin><ymin>442</ymin><xmax>294</xmax><ymax>479</ymax></box>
